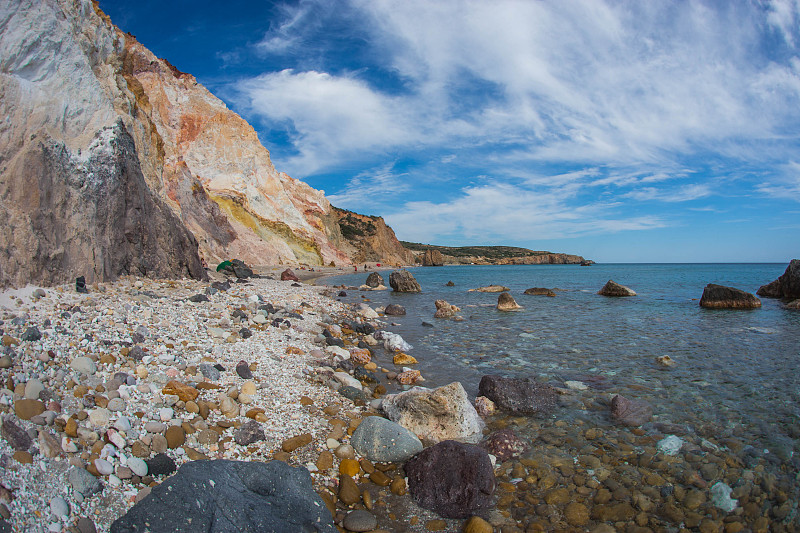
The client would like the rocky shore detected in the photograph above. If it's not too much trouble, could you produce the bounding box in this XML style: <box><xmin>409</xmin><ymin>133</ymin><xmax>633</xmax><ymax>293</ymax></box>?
<box><xmin>2</xmin><ymin>266</ymin><xmax>798</xmax><ymax>533</ymax></box>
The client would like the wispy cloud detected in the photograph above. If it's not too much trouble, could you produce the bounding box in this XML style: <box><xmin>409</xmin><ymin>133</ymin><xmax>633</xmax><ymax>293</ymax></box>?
<box><xmin>327</xmin><ymin>162</ymin><xmax>411</xmax><ymax>211</ymax></box>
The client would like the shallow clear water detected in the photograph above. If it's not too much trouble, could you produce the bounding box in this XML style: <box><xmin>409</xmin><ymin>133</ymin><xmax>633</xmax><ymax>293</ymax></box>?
<box><xmin>324</xmin><ymin>264</ymin><xmax>800</xmax><ymax>458</ymax></box>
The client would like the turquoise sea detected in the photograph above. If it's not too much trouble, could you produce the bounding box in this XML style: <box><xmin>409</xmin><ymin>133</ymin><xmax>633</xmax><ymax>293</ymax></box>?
<box><xmin>323</xmin><ymin>263</ymin><xmax>799</xmax><ymax>461</ymax></box>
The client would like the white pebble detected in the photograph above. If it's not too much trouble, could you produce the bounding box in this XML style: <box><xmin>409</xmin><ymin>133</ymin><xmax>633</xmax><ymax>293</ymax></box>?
<box><xmin>113</xmin><ymin>417</ymin><xmax>132</xmax><ymax>431</ymax></box>
<box><xmin>49</xmin><ymin>496</ymin><xmax>69</xmax><ymax>517</ymax></box>
<box><xmin>159</xmin><ymin>408</ymin><xmax>173</xmax><ymax>421</ymax></box>
<box><xmin>128</xmin><ymin>457</ymin><xmax>148</xmax><ymax>477</ymax></box>
<box><xmin>88</xmin><ymin>408</ymin><xmax>110</xmax><ymax>427</ymax></box>
<box><xmin>326</xmin><ymin>438</ymin><xmax>340</xmax><ymax>449</ymax></box>
<box><xmin>94</xmin><ymin>458</ymin><xmax>113</xmax><ymax>476</ymax></box>
<box><xmin>108</xmin><ymin>474</ymin><xmax>122</xmax><ymax>487</ymax></box>
<box><xmin>60</xmin><ymin>437</ymin><xmax>78</xmax><ymax>453</ymax></box>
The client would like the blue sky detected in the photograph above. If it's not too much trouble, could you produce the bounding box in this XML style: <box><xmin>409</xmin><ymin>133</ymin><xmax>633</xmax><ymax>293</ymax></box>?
<box><xmin>99</xmin><ymin>0</ymin><xmax>800</xmax><ymax>262</ymax></box>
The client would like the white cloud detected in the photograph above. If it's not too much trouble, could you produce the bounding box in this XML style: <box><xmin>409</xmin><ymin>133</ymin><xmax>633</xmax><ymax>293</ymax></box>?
<box><xmin>624</xmin><ymin>184</ymin><xmax>712</xmax><ymax>203</ymax></box>
<box><xmin>327</xmin><ymin>162</ymin><xmax>411</xmax><ymax>211</ymax></box>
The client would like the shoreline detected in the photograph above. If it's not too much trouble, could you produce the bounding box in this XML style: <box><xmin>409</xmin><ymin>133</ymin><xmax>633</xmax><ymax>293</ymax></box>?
<box><xmin>0</xmin><ymin>272</ymin><xmax>456</xmax><ymax>532</ymax></box>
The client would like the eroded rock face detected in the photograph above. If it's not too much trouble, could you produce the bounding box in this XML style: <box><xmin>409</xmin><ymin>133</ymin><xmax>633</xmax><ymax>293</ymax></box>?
<box><xmin>389</xmin><ymin>270</ymin><xmax>421</xmax><ymax>292</ymax></box>
<box><xmin>497</xmin><ymin>292</ymin><xmax>522</xmax><ymax>311</ymax></box>
<box><xmin>405</xmin><ymin>440</ymin><xmax>495</xmax><ymax>519</ymax></box>
<box><xmin>365</xmin><ymin>272</ymin><xmax>384</xmax><ymax>288</ymax></box>
<box><xmin>478</xmin><ymin>375</ymin><xmax>557</xmax><ymax>416</ymax></box>
<box><xmin>110</xmin><ymin>460</ymin><xmax>336</xmax><ymax>532</ymax></box>
<box><xmin>699</xmin><ymin>284</ymin><xmax>761</xmax><ymax>309</ymax></box>
<box><xmin>422</xmin><ymin>249</ymin><xmax>444</xmax><ymax>266</ymax></box>
<box><xmin>598</xmin><ymin>280</ymin><xmax>636</xmax><ymax>297</ymax></box>
<box><xmin>381</xmin><ymin>382</ymin><xmax>485</xmax><ymax>444</ymax></box>
<box><xmin>757</xmin><ymin>260</ymin><xmax>800</xmax><ymax>299</ymax></box>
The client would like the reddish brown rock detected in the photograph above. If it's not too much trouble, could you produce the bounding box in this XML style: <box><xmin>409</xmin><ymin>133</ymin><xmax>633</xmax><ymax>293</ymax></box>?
<box><xmin>479</xmin><ymin>429</ymin><xmax>527</xmax><ymax>461</ymax></box>
<box><xmin>610</xmin><ymin>394</ymin><xmax>653</xmax><ymax>427</ymax></box>
<box><xmin>281</xmin><ymin>268</ymin><xmax>300</xmax><ymax>281</ymax></box>
<box><xmin>162</xmin><ymin>381</ymin><xmax>199</xmax><ymax>402</ymax></box>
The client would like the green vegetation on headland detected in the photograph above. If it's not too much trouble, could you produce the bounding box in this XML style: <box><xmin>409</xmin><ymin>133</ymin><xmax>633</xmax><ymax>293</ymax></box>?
<box><xmin>400</xmin><ymin>242</ymin><xmax>555</xmax><ymax>260</ymax></box>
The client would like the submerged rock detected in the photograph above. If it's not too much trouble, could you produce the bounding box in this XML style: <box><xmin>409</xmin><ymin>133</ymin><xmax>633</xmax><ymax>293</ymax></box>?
<box><xmin>110</xmin><ymin>460</ymin><xmax>336</xmax><ymax>532</ymax></box>
<box><xmin>381</xmin><ymin>382</ymin><xmax>485</xmax><ymax>444</ymax></box>
<box><xmin>405</xmin><ymin>440</ymin><xmax>495</xmax><ymax>518</ymax></box>
<box><xmin>389</xmin><ymin>269</ymin><xmax>421</xmax><ymax>292</ymax></box>
<box><xmin>610</xmin><ymin>394</ymin><xmax>653</xmax><ymax>427</ymax></box>
<box><xmin>757</xmin><ymin>259</ymin><xmax>800</xmax><ymax>299</ymax></box>
<box><xmin>480</xmin><ymin>429</ymin><xmax>527</xmax><ymax>461</ymax></box>
<box><xmin>699</xmin><ymin>284</ymin><xmax>761</xmax><ymax>309</ymax></box>
<box><xmin>597</xmin><ymin>280</ymin><xmax>636</xmax><ymax>297</ymax></box>
<box><xmin>470</xmin><ymin>285</ymin><xmax>509</xmax><ymax>293</ymax></box>
<box><xmin>478</xmin><ymin>375</ymin><xmax>557</xmax><ymax>416</ymax></box>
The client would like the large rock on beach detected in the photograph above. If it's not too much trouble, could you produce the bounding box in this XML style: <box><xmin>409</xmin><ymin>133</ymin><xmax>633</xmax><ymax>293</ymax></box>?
<box><xmin>422</xmin><ymin>249</ymin><xmax>444</xmax><ymax>266</ymax></box>
<box><xmin>496</xmin><ymin>292</ymin><xmax>521</xmax><ymax>311</ymax></box>
<box><xmin>280</xmin><ymin>268</ymin><xmax>299</xmax><ymax>282</ymax></box>
<box><xmin>381</xmin><ymin>382</ymin><xmax>486</xmax><ymax>444</ymax></box>
<box><xmin>757</xmin><ymin>259</ymin><xmax>800</xmax><ymax>299</ymax></box>
<box><xmin>350</xmin><ymin>415</ymin><xmax>423</xmax><ymax>462</ymax></box>
<box><xmin>478</xmin><ymin>375</ymin><xmax>557</xmax><ymax>416</ymax></box>
<box><xmin>598</xmin><ymin>280</ymin><xmax>636</xmax><ymax>296</ymax></box>
<box><xmin>610</xmin><ymin>394</ymin><xmax>653</xmax><ymax>427</ymax></box>
<box><xmin>405</xmin><ymin>440</ymin><xmax>496</xmax><ymax>519</ymax></box>
<box><xmin>219</xmin><ymin>259</ymin><xmax>254</xmax><ymax>279</ymax></box>
<box><xmin>699</xmin><ymin>284</ymin><xmax>761</xmax><ymax>309</ymax></box>
<box><xmin>365</xmin><ymin>272</ymin><xmax>384</xmax><ymax>288</ymax></box>
<box><xmin>110</xmin><ymin>460</ymin><xmax>336</xmax><ymax>533</ymax></box>
<box><xmin>389</xmin><ymin>269</ymin><xmax>421</xmax><ymax>292</ymax></box>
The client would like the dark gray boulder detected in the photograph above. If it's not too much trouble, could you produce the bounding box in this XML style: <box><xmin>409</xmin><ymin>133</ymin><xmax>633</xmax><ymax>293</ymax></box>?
<box><xmin>757</xmin><ymin>260</ymin><xmax>800</xmax><ymax>299</ymax></box>
<box><xmin>383</xmin><ymin>304</ymin><xmax>406</xmax><ymax>316</ymax></box>
<box><xmin>389</xmin><ymin>270</ymin><xmax>421</xmax><ymax>292</ymax></box>
<box><xmin>699</xmin><ymin>284</ymin><xmax>761</xmax><ymax>309</ymax></box>
<box><xmin>365</xmin><ymin>272</ymin><xmax>384</xmax><ymax>288</ymax></box>
<box><xmin>405</xmin><ymin>440</ymin><xmax>495</xmax><ymax>519</ymax></box>
<box><xmin>110</xmin><ymin>460</ymin><xmax>336</xmax><ymax>533</ymax></box>
<box><xmin>478</xmin><ymin>375</ymin><xmax>557</xmax><ymax>416</ymax></box>
<box><xmin>523</xmin><ymin>287</ymin><xmax>556</xmax><ymax>297</ymax></box>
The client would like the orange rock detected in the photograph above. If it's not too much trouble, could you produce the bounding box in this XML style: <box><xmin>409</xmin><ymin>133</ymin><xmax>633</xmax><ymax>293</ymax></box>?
<box><xmin>339</xmin><ymin>458</ymin><xmax>360</xmax><ymax>477</ymax></box>
<box><xmin>162</xmin><ymin>381</ymin><xmax>199</xmax><ymax>402</ymax></box>
<box><xmin>285</xmin><ymin>346</ymin><xmax>304</xmax><ymax>355</ymax></box>
<box><xmin>397</xmin><ymin>370</ymin><xmax>421</xmax><ymax>385</ymax></box>
<box><xmin>350</xmin><ymin>349</ymin><xmax>371</xmax><ymax>365</ymax></box>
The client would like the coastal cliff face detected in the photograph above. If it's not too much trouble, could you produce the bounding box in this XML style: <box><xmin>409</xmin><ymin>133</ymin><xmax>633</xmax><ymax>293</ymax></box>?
<box><xmin>0</xmin><ymin>0</ymin><xmax>362</xmax><ymax>287</ymax></box>
<box><xmin>402</xmin><ymin>243</ymin><xmax>587</xmax><ymax>266</ymax></box>
<box><xmin>333</xmin><ymin>208</ymin><xmax>415</xmax><ymax>266</ymax></box>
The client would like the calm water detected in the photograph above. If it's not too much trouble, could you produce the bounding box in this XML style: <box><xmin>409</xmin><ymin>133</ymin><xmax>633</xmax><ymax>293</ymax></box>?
<box><xmin>323</xmin><ymin>264</ymin><xmax>800</xmax><ymax>458</ymax></box>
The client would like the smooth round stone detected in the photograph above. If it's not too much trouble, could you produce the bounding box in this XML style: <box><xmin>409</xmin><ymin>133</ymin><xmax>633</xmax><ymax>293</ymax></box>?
<box><xmin>0</xmin><ymin>355</ymin><xmax>12</xmax><ymax>368</ymax></box>
<box><xmin>334</xmin><ymin>444</ymin><xmax>356</xmax><ymax>460</ymax></box>
<box><xmin>108</xmin><ymin>474</ymin><xmax>122</xmax><ymax>487</ymax></box>
<box><xmin>24</xmin><ymin>379</ymin><xmax>44</xmax><ymax>400</ymax></box>
<box><xmin>342</xmin><ymin>510</ymin><xmax>378</xmax><ymax>532</ymax></box>
<box><xmin>240</xmin><ymin>381</ymin><xmax>257</xmax><ymax>396</ymax></box>
<box><xmin>151</xmin><ymin>434</ymin><xmax>168</xmax><ymax>454</ymax></box>
<box><xmin>144</xmin><ymin>421</ymin><xmax>166</xmax><ymax>434</ymax></box>
<box><xmin>94</xmin><ymin>458</ymin><xmax>113</xmax><ymax>476</ymax></box>
<box><xmin>127</xmin><ymin>457</ymin><xmax>148</xmax><ymax>477</ymax></box>
<box><xmin>107</xmin><ymin>398</ymin><xmax>125</xmax><ymax>411</ymax></box>
<box><xmin>326</xmin><ymin>438</ymin><xmax>340</xmax><ymax>449</ymax></box>
<box><xmin>88</xmin><ymin>408</ymin><xmax>110</xmax><ymax>427</ymax></box>
<box><xmin>49</xmin><ymin>496</ymin><xmax>70</xmax><ymax>518</ymax></box>
<box><xmin>115</xmin><ymin>466</ymin><xmax>133</xmax><ymax>479</ymax></box>
<box><xmin>159</xmin><ymin>408</ymin><xmax>174</xmax><ymax>421</ymax></box>
<box><xmin>238</xmin><ymin>393</ymin><xmax>253</xmax><ymax>405</ymax></box>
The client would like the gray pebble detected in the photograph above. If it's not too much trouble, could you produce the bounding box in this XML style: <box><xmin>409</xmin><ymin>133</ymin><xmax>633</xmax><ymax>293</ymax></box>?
<box><xmin>77</xmin><ymin>517</ymin><xmax>97</xmax><ymax>533</ymax></box>
<box><xmin>342</xmin><ymin>510</ymin><xmax>378</xmax><ymax>532</ymax></box>
<box><xmin>49</xmin><ymin>496</ymin><xmax>70</xmax><ymax>517</ymax></box>
<box><xmin>68</xmin><ymin>467</ymin><xmax>101</xmax><ymax>496</ymax></box>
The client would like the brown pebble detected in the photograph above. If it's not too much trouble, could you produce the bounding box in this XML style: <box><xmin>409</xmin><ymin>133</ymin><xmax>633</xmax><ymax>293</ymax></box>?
<box><xmin>300</xmin><ymin>396</ymin><xmax>313</xmax><ymax>406</ymax></box>
<box><xmin>272</xmin><ymin>451</ymin><xmax>291</xmax><ymax>462</ymax></box>
<box><xmin>13</xmin><ymin>450</ymin><xmax>33</xmax><ymax>464</ymax></box>
<box><xmin>316</xmin><ymin>451</ymin><xmax>334</xmax><ymax>471</ymax></box>
<box><xmin>389</xmin><ymin>476</ymin><xmax>407</xmax><ymax>496</ymax></box>
<box><xmin>426</xmin><ymin>519</ymin><xmax>447</xmax><ymax>531</ymax></box>
<box><xmin>282</xmin><ymin>433</ymin><xmax>312</xmax><ymax>452</ymax></box>
<box><xmin>369</xmin><ymin>470</ymin><xmax>391</xmax><ymax>487</ymax></box>
<box><xmin>131</xmin><ymin>441</ymin><xmax>150</xmax><ymax>458</ymax></box>
<box><xmin>363</xmin><ymin>489</ymin><xmax>373</xmax><ymax>511</ymax></box>
<box><xmin>183</xmin><ymin>446</ymin><xmax>209</xmax><ymax>461</ymax></box>
<box><xmin>565</xmin><ymin>502</ymin><xmax>590</xmax><ymax>526</ymax></box>
<box><xmin>338</xmin><ymin>474</ymin><xmax>361</xmax><ymax>505</ymax></box>
<box><xmin>339</xmin><ymin>458</ymin><xmax>360</xmax><ymax>477</ymax></box>
<box><xmin>14</xmin><ymin>399</ymin><xmax>45</xmax><ymax>420</ymax></box>
<box><xmin>462</xmin><ymin>516</ymin><xmax>492</xmax><ymax>533</ymax></box>
<box><xmin>64</xmin><ymin>417</ymin><xmax>78</xmax><ymax>437</ymax></box>
<box><xmin>165</xmin><ymin>426</ymin><xmax>186</xmax><ymax>449</ymax></box>
<box><xmin>359</xmin><ymin>458</ymin><xmax>375</xmax><ymax>474</ymax></box>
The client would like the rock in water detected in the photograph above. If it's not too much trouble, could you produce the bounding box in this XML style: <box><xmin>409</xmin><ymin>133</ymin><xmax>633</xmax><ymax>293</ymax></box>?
<box><xmin>433</xmin><ymin>299</ymin><xmax>460</xmax><ymax>318</ymax></box>
<box><xmin>610</xmin><ymin>394</ymin><xmax>653</xmax><ymax>427</ymax></box>
<box><xmin>757</xmin><ymin>259</ymin><xmax>800</xmax><ymax>299</ymax></box>
<box><xmin>478</xmin><ymin>375</ymin><xmax>557</xmax><ymax>416</ymax></box>
<box><xmin>422</xmin><ymin>249</ymin><xmax>444</xmax><ymax>266</ymax></box>
<box><xmin>383</xmin><ymin>304</ymin><xmax>406</xmax><ymax>316</ymax></box>
<box><xmin>110</xmin><ymin>460</ymin><xmax>336</xmax><ymax>532</ymax></box>
<box><xmin>470</xmin><ymin>285</ymin><xmax>509</xmax><ymax>293</ymax></box>
<box><xmin>405</xmin><ymin>440</ymin><xmax>495</xmax><ymax>518</ymax></box>
<box><xmin>365</xmin><ymin>272</ymin><xmax>384</xmax><ymax>288</ymax></box>
<box><xmin>496</xmin><ymin>292</ymin><xmax>521</xmax><ymax>311</ymax></box>
<box><xmin>480</xmin><ymin>429</ymin><xmax>527</xmax><ymax>461</ymax></box>
<box><xmin>350</xmin><ymin>416</ymin><xmax>423</xmax><ymax>462</ymax></box>
<box><xmin>523</xmin><ymin>287</ymin><xmax>556</xmax><ymax>297</ymax></box>
<box><xmin>389</xmin><ymin>270</ymin><xmax>421</xmax><ymax>292</ymax></box>
<box><xmin>281</xmin><ymin>268</ymin><xmax>300</xmax><ymax>282</ymax></box>
<box><xmin>381</xmin><ymin>382</ymin><xmax>485</xmax><ymax>444</ymax></box>
<box><xmin>597</xmin><ymin>280</ymin><xmax>636</xmax><ymax>296</ymax></box>
<box><xmin>699</xmin><ymin>284</ymin><xmax>761</xmax><ymax>309</ymax></box>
